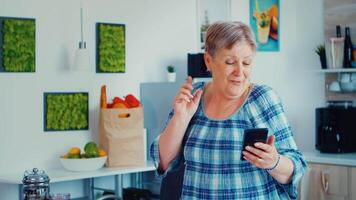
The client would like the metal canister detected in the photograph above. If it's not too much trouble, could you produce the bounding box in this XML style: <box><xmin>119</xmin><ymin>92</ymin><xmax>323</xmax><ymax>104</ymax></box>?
<box><xmin>22</xmin><ymin>168</ymin><xmax>50</xmax><ymax>200</ymax></box>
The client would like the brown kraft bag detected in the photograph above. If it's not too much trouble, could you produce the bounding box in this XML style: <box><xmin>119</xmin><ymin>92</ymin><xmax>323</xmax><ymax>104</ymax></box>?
<box><xmin>99</xmin><ymin>107</ymin><xmax>145</xmax><ymax>167</ymax></box>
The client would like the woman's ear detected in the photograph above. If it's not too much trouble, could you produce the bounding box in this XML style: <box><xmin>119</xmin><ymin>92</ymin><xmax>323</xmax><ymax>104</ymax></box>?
<box><xmin>204</xmin><ymin>53</ymin><xmax>212</xmax><ymax>71</ymax></box>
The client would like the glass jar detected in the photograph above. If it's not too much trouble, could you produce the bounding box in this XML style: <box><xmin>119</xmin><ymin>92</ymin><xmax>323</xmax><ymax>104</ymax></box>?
<box><xmin>22</xmin><ymin>168</ymin><xmax>51</xmax><ymax>200</ymax></box>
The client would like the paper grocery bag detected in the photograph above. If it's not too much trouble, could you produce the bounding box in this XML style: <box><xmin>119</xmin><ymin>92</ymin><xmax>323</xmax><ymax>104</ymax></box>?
<box><xmin>99</xmin><ymin>107</ymin><xmax>145</xmax><ymax>167</ymax></box>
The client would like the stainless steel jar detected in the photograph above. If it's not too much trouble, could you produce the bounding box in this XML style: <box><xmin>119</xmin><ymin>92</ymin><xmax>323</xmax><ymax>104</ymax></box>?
<box><xmin>22</xmin><ymin>168</ymin><xmax>50</xmax><ymax>200</ymax></box>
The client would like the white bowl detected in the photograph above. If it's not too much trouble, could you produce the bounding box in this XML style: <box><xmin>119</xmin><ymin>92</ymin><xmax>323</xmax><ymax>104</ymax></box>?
<box><xmin>60</xmin><ymin>156</ymin><xmax>107</xmax><ymax>172</ymax></box>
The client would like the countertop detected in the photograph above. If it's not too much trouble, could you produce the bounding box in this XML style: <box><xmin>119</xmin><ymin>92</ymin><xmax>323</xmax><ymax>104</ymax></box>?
<box><xmin>303</xmin><ymin>151</ymin><xmax>356</xmax><ymax>167</ymax></box>
<box><xmin>0</xmin><ymin>162</ymin><xmax>155</xmax><ymax>185</ymax></box>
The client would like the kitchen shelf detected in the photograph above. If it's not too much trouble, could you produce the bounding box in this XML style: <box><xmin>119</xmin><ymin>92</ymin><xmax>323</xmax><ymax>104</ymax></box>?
<box><xmin>317</xmin><ymin>68</ymin><xmax>356</xmax><ymax>73</ymax></box>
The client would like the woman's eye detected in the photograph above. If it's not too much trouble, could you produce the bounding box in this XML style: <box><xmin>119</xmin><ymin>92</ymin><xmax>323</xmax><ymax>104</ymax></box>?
<box><xmin>243</xmin><ymin>62</ymin><xmax>251</xmax><ymax>66</ymax></box>
<box><xmin>226</xmin><ymin>60</ymin><xmax>235</xmax><ymax>65</ymax></box>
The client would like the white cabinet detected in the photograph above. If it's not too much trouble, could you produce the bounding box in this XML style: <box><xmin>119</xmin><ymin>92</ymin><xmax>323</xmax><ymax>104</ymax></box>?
<box><xmin>351</xmin><ymin>168</ymin><xmax>356</xmax><ymax>200</ymax></box>
<box><xmin>300</xmin><ymin>163</ymin><xmax>350</xmax><ymax>200</ymax></box>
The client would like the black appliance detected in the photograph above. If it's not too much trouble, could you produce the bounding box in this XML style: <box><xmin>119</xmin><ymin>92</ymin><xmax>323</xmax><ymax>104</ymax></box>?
<box><xmin>316</xmin><ymin>107</ymin><xmax>356</xmax><ymax>153</ymax></box>
<box><xmin>187</xmin><ymin>53</ymin><xmax>211</xmax><ymax>78</ymax></box>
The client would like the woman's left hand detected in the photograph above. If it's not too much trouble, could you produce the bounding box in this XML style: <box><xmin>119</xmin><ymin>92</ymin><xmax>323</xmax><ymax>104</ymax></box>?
<box><xmin>242</xmin><ymin>135</ymin><xmax>279</xmax><ymax>169</ymax></box>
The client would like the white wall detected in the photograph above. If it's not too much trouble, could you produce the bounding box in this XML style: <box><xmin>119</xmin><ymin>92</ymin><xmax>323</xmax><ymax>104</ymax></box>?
<box><xmin>0</xmin><ymin>0</ymin><xmax>197</xmax><ymax>198</ymax></box>
<box><xmin>231</xmin><ymin>0</ymin><xmax>325</xmax><ymax>151</ymax></box>
<box><xmin>0</xmin><ymin>0</ymin><xmax>325</xmax><ymax>198</ymax></box>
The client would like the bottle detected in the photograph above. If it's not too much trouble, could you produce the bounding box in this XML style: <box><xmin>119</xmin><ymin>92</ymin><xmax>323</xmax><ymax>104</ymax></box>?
<box><xmin>343</xmin><ymin>27</ymin><xmax>353</xmax><ymax>68</ymax></box>
<box><xmin>336</xmin><ymin>25</ymin><xmax>341</xmax><ymax>37</ymax></box>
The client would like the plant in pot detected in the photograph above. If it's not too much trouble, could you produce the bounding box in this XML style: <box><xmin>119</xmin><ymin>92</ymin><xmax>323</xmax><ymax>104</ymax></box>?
<box><xmin>166</xmin><ymin>65</ymin><xmax>176</xmax><ymax>82</ymax></box>
<box><xmin>315</xmin><ymin>44</ymin><xmax>327</xmax><ymax>69</ymax></box>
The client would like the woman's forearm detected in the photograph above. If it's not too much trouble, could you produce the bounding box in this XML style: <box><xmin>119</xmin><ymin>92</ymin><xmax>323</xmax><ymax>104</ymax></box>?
<box><xmin>267</xmin><ymin>155</ymin><xmax>294</xmax><ymax>184</ymax></box>
<box><xmin>158</xmin><ymin>114</ymin><xmax>190</xmax><ymax>171</ymax></box>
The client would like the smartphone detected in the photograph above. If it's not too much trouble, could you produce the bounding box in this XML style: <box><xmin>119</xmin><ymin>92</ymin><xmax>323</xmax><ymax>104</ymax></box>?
<box><xmin>241</xmin><ymin>128</ymin><xmax>268</xmax><ymax>160</ymax></box>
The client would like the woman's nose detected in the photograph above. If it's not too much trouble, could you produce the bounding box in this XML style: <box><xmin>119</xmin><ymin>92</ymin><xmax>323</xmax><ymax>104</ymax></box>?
<box><xmin>233</xmin><ymin>63</ymin><xmax>243</xmax><ymax>76</ymax></box>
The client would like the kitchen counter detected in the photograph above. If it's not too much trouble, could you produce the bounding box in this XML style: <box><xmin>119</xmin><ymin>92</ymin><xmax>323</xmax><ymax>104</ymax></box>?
<box><xmin>303</xmin><ymin>151</ymin><xmax>356</xmax><ymax>167</ymax></box>
<box><xmin>0</xmin><ymin>162</ymin><xmax>155</xmax><ymax>184</ymax></box>
<box><xmin>0</xmin><ymin>162</ymin><xmax>155</xmax><ymax>200</ymax></box>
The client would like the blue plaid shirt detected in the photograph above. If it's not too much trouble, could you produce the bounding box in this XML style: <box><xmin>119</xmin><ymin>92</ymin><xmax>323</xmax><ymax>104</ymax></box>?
<box><xmin>150</xmin><ymin>82</ymin><xmax>307</xmax><ymax>200</ymax></box>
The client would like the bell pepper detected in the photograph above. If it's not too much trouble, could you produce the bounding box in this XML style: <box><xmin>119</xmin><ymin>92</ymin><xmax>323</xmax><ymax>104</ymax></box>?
<box><xmin>113</xmin><ymin>97</ymin><xmax>129</xmax><ymax>108</ymax></box>
<box><xmin>125</xmin><ymin>94</ymin><xmax>140</xmax><ymax>108</ymax></box>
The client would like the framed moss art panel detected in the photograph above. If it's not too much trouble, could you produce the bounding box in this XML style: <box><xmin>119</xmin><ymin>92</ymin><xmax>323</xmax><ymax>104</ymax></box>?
<box><xmin>0</xmin><ymin>17</ymin><xmax>36</xmax><ymax>72</ymax></box>
<box><xmin>44</xmin><ymin>92</ymin><xmax>89</xmax><ymax>131</ymax></box>
<box><xmin>96</xmin><ymin>23</ymin><xmax>125</xmax><ymax>73</ymax></box>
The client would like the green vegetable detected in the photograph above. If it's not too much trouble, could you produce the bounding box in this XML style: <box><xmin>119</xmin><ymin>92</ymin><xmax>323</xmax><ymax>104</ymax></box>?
<box><xmin>68</xmin><ymin>154</ymin><xmax>81</xmax><ymax>159</ymax></box>
<box><xmin>2</xmin><ymin>18</ymin><xmax>35</xmax><ymax>72</ymax></box>
<box><xmin>45</xmin><ymin>93</ymin><xmax>88</xmax><ymax>131</ymax></box>
<box><xmin>84</xmin><ymin>142</ymin><xmax>97</xmax><ymax>152</ymax></box>
<box><xmin>97</xmin><ymin>23</ymin><xmax>125</xmax><ymax>73</ymax></box>
<box><xmin>84</xmin><ymin>141</ymin><xmax>99</xmax><ymax>158</ymax></box>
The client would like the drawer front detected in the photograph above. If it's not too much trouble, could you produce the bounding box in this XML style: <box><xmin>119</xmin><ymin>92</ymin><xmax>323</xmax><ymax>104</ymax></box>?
<box><xmin>306</xmin><ymin>163</ymin><xmax>349</xmax><ymax>197</ymax></box>
<box><xmin>351</xmin><ymin>168</ymin><xmax>356</xmax><ymax>200</ymax></box>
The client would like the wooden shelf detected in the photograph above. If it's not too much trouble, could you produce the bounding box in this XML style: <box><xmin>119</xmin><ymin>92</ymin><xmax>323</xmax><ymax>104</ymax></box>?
<box><xmin>317</xmin><ymin>68</ymin><xmax>356</xmax><ymax>73</ymax></box>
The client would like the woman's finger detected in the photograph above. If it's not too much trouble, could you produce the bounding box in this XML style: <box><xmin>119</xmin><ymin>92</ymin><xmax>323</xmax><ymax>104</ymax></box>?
<box><xmin>243</xmin><ymin>151</ymin><xmax>272</xmax><ymax>168</ymax></box>
<box><xmin>243</xmin><ymin>151</ymin><xmax>264</xmax><ymax>166</ymax></box>
<box><xmin>181</xmin><ymin>83</ymin><xmax>193</xmax><ymax>91</ymax></box>
<box><xmin>182</xmin><ymin>76</ymin><xmax>193</xmax><ymax>90</ymax></box>
<box><xmin>245</xmin><ymin>146</ymin><xmax>268</xmax><ymax>159</ymax></box>
<box><xmin>192</xmin><ymin>89</ymin><xmax>203</xmax><ymax>105</ymax></box>
<box><xmin>175</xmin><ymin>93</ymin><xmax>191</xmax><ymax>103</ymax></box>
<box><xmin>186</xmin><ymin>76</ymin><xmax>193</xmax><ymax>84</ymax></box>
<box><xmin>254</xmin><ymin>142</ymin><xmax>273</xmax><ymax>153</ymax></box>
<box><xmin>180</xmin><ymin>88</ymin><xmax>194</xmax><ymax>99</ymax></box>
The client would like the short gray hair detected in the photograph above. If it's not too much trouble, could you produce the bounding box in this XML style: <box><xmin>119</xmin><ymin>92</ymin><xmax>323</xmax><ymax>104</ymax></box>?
<box><xmin>205</xmin><ymin>21</ymin><xmax>257</xmax><ymax>57</ymax></box>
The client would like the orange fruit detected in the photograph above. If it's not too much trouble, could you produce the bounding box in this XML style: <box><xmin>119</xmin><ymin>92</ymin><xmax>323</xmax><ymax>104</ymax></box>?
<box><xmin>98</xmin><ymin>149</ymin><xmax>107</xmax><ymax>157</ymax></box>
<box><xmin>113</xmin><ymin>103</ymin><xmax>127</xmax><ymax>108</ymax></box>
<box><xmin>69</xmin><ymin>147</ymin><xmax>81</xmax><ymax>155</ymax></box>
<box><xmin>268</xmin><ymin>5</ymin><xmax>278</xmax><ymax>18</ymax></box>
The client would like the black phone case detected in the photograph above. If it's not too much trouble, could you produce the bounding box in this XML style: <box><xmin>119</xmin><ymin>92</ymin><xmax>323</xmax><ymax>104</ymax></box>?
<box><xmin>241</xmin><ymin>128</ymin><xmax>268</xmax><ymax>160</ymax></box>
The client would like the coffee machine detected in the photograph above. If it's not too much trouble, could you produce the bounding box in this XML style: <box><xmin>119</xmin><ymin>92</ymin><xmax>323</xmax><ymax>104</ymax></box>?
<box><xmin>316</xmin><ymin>107</ymin><xmax>356</xmax><ymax>153</ymax></box>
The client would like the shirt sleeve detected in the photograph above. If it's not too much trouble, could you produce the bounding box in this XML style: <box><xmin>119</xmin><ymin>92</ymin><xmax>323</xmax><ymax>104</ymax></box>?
<box><xmin>250</xmin><ymin>85</ymin><xmax>307</xmax><ymax>199</ymax></box>
<box><xmin>149</xmin><ymin>110</ymin><xmax>184</xmax><ymax>179</ymax></box>
<box><xmin>149</xmin><ymin>82</ymin><xmax>205</xmax><ymax>179</ymax></box>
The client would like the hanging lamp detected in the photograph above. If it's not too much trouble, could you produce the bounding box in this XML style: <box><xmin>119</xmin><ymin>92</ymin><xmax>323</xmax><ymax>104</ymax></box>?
<box><xmin>72</xmin><ymin>3</ymin><xmax>90</xmax><ymax>71</ymax></box>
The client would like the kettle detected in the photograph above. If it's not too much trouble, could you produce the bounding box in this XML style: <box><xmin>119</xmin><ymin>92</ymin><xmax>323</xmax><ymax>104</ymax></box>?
<box><xmin>22</xmin><ymin>168</ymin><xmax>51</xmax><ymax>200</ymax></box>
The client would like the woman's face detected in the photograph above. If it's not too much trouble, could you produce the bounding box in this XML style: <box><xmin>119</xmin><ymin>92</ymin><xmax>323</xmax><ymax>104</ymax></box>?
<box><xmin>205</xmin><ymin>43</ymin><xmax>254</xmax><ymax>99</ymax></box>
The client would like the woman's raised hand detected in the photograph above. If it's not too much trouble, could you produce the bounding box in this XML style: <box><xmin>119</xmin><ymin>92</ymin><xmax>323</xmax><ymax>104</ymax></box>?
<box><xmin>173</xmin><ymin>76</ymin><xmax>203</xmax><ymax>120</ymax></box>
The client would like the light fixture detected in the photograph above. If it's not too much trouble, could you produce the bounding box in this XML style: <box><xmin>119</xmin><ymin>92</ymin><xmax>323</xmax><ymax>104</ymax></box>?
<box><xmin>72</xmin><ymin>3</ymin><xmax>90</xmax><ymax>71</ymax></box>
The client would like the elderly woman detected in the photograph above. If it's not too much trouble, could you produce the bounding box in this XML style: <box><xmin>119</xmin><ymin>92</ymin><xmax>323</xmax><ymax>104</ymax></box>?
<box><xmin>150</xmin><ymin>21</ymin><xmax>306</xmax><ymax>199</ymax></box>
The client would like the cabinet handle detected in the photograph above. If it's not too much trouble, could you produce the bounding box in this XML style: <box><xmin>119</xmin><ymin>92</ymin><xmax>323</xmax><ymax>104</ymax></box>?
<box><xmin>321</xmin><ymin>171</ymin><xmax>329</xmax><ymax>193</ymax></box>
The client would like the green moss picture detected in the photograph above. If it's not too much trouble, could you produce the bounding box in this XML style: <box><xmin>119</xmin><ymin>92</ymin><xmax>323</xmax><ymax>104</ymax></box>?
<box><xmin>0</xmin><ymin>17</ymin><xmax>35</xmax><ymax>72</ymax></box>
<box><xmin>44</xmin><ymin>92</ymin><xmax>89</xmax><ymax>131</ymax></box>
<box><xmin>96</xmin><ymin>23</ymin><xmax>125</xmax><ymax>73</ymax></box>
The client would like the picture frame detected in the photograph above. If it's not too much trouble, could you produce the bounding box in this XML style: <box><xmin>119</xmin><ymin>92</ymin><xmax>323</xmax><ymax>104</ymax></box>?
<box><xmin>196</xmin><ymin>0</ymin><xmax>231</xmax><ymax>52</ymax></box>
<box><xmin>249</xmin><ymin>0</ymin><xmax>279</xmax><ymax>52</ymax></box>
<box><xmin>96</xmin><ymin>23</ymin><xmax>126</xmax><ymax>73</ymax></box>
<box><xmin>0</xmin><ymin>16</ymin><xmax>36</xmax><ymax>72</ymax></box>
<box><xmin>44</xmin><ymin>92</ymin><xmax>89</xmax><ymax>132</ymax></box>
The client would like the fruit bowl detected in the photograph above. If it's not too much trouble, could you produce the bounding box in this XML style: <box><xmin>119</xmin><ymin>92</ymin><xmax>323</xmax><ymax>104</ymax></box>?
<box><xmin>60</xmin><ymin>156</ymin><xmax>107</xmax><ymax>172</ymax></box>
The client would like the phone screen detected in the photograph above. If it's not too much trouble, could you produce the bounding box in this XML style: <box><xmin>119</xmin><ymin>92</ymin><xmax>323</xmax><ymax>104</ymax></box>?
<box><xmin>241</xmin><ymin>128</ymin><xmax>268</xmax><ymax>160</ymax></box>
